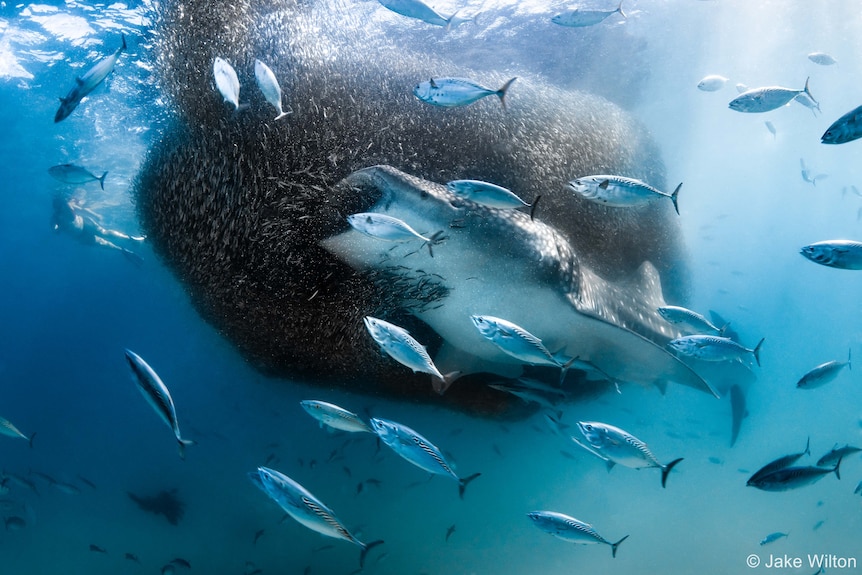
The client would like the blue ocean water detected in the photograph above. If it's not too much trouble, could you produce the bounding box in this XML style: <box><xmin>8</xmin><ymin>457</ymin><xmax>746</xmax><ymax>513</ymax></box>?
<box><xmin>2</xmin><ymin>1</ymin><xmax>862</xmax><ymax>574</ymax></box>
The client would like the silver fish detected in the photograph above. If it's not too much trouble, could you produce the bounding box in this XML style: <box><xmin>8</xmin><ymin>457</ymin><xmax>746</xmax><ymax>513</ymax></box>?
<box><xmin>657</xmin><ymin>305</ymin><xmax>724</xmax><ymax>335</ymax></box>
<box><xmin>470</xmin><ymin>315</ymin><xmax>574</xmax><ymax>384</ymax></box>
<box><xmin>254</xmin><ymin>59</ymin><xmax>290</xmax><ymax>121</ymax></box>
<box><xmin>822</xmin><ymin>104</ymin><xmax>862</xmax><ymax>145</ymax></box>
<box><xmin>445</xmin><ymin>180</ymin><xmax>531</xmax><ymax>210</ymax></box>
<box><xmin>808</xmin><ymin>52</ymin><xmax>837</xmax><ymax>66</ymax></box>
<box><xmin>347</xmin><ymin>212</ymin><xmax>433</xmax><ymax>243</ymax></box>
<box><xmin>800</xmin><ymin>158</ymin><xmax>827</xmax><ymax>186</ymax></box>
<box><xmin>765</xmin><ymin>121</ymin><xmax>776</xmax><ymax>138</ymax></box>
<box><xmin>796</xmin><ymin>349</ymin><xmax>851</xmax><ymax>389</ymax></box>
<box><xmin>0</xmin><ymin>417</ymin><xmax>34</xmax><ymax>447</ymax></box>
<box><xmin>551</xmin><ymin>1</ymin><xmax>626</xmax><ymax>27</ymax></box>
<box><xmin>747</xmin><ymin>463</ymin><xmax>840</xmax><ymax>492</ymax></box>
<box><xmin>667</xmin><ymin>335</ymin><xmax>764</xmax><ymax>367</ymax></box>
<box><xmin>55</xmin><ymin>35</ymin><xmax>126</xmax><ymax>122</ymax></box>
<box><xmin>363</xmin><ymin>316</ymin><xmax>457</xmax><ymax>394</ymax></box>
<box><xmin>697</xmin><ymin>75</ymin><xmax>728</xmax><ymax>92</ymax></box>
<box><xmin>527</xmin><ymin>511</ymin><xmax>628</xmax><ymax>557</ymax></box>
<box><xmin>48</xmin><ymin>164</ymin><xmax>108</xmax><ymax>190</ymax></box>
<box><xmin>728</xmin><ymin>78</ymin><xmax>816</xmax><ymax>113</ymax></box>
<box><xmin>800</xmin><ymin>240</ymin><xmax>862</xmax><ymax>270</ymax></box>
<box><xmin>124</xmin><ymin>349</ymin><xmax>195</xmax><ymax>459</ymax></box>
<box><xmin>413</xmin><ymin>77</ymin><xmax>517</xmax><ymax>110</ymax></box>
<box><xmin>299</xmin><ymin>400</ymin><xmax>373</xmax><ymax>433</ymax></box>
<box><xmin>370</xmin><ymin>417</ymin><xmax>480</xmax><ymax>498</ymax></box>
<box><xmin>567</xmin><ymin>175</ymin><xmax>681</xmax><ymax>215</ymax></box>
<box><xmin>735</xmin><ymin>83</ymin><xmax>750</xmax><ymax>93</ymax></box>
<box><xmin>817</xmin><ymin>443</ymin><xmax>861</xmax><ymax>467</ymax></box>
<box><xmin>572</xmin><ymin>421</ymin><xmax>683</xmax><ymax>487</ymax></box>
<box><xmin>251</xmin><ymin>466</ymin><xmax>383</xmax><ymax>567</ymax></box>
<box><xmin>794</xmin><ymin>92</ymin><xmax>821</xmax><ymax>116</ymax></box>
<box><xmin>378</xmin><ymin>0</ymin><xmax>471</xmax><ymax>28</ymax></box>
<box><xmin>760</xmin><ymin>532</ymin><xmax>788</xmax><ymax>546</ymax></box>
<box><xmin>213</xmin><ymin>57</ymin><xmax>241</xmax><ymax>110</ymax></box>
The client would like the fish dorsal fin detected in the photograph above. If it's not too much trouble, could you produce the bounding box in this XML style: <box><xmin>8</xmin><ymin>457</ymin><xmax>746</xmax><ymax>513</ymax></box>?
<box><xmin>599</xmin><ymin>179</ymin><xmax>610</xmax><ymax>190</ymax></box>
<box><xmin>429</xmin><ymin>78</ymin><xmax>438</xmax><ymax>89</ymax></box>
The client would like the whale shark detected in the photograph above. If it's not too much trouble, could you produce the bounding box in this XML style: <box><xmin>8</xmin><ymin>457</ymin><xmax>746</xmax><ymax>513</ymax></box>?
<box><xmin>322</xmin><ymin>165</ymin><xmax>719</xmax><ymax>397</ymax></box>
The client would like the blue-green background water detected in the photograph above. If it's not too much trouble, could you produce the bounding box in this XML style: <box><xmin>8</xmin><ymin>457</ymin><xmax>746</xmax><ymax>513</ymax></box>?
<box><xmin>2</xmin><ymin>1</ymin><xmax>862</xmax><ymax>573</ymax></box>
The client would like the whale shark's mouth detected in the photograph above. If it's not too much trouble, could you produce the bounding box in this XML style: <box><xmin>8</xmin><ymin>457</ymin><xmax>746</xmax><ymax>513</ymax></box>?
<box><xmin>322</xmin><ymin>165</ymin><xmax>719</xmax><ymax>397</ymax></box>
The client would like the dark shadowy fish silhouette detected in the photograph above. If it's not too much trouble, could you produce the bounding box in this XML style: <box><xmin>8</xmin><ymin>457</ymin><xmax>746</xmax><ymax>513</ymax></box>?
<box><xmin>253</xmin><ymin>528</ymin><xmax>265</xmax><ymax>545</ymax></box>
<box><xmin>77</xmin><ymin>475</ymin><xmax>97</xmax><ymax>489</ymax></box>
<box><xmin>4</xmin><ymin>516</ymin><xmax>25</xmax><ymax>531</ymax></box>
<box><xmin>812</xmin><ymin>520</ymin><xmax>825</xmax><ymax>531</ymax></box>
<box><xmin>817</xmin><ymin>444</ymin><xmax>861</xmax><ymax>467</ymax></box>
<box><xmin>89</xmin><ymin>544</ymin><xmax>107</xmax><ymax>553</ymax></box>
<box><xmin>127</xmin><ymin>489</ymin><xmax>185</xmax><ymax>525</ymax></box>
<box><xmin>747</xmin><ymin>438</ymin><xmax>810</xmax><ymax>485</ymax></box>
<box><xmin>124</xmin><ymin>553</ymin><xmax>141</xmax><ymax>563</ymax></box>
<box><xmin>729</xmin><ymin>384</ymin><xmax>747</xmax><ymax>447</ymax></box>
<box><xmin>445</xmin><ymin>524</ymin><xmax>456</xmax><ymax>542</ymax></box>
<box><xmin>748</xmin><ymin>462</ymin><xmax>840</xmax><ymax>492</ymax></box>
<box><xmin>356</xmin><ymin>482</ymin><xmax>364</xmax><ymax>495</ymax></box>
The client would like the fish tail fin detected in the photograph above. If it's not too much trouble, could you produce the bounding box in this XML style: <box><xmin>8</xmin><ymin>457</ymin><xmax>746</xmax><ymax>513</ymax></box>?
<box><xmin>496</xmin><ymin>77</ymin><xmax>517</xmax><ymax>111</ymax></box>
<box><xmin>718</xmin><ymin>321</ymin><xmax>731</xmax><ymax>336</ymax></box>
<box><xmin>834</xmin><ymin>457</ymin><xmax>842</xmax><ymax>480</ymax></box>
<box><xmin>848</xmin><ymin>347</ymin><xmax>852</xmax><ymax>370</ymax></box>
<box><xmin>661</xmin><ymin>457</ymin><xmax>684</xmax><ymax>488</ymax></box>
<box><xmin>617</xmin><ymin>0</ymin><xmax>626</xmax><ymax>18</ymax></box>
<box><xmin>804</xmin><ymin>436</ymin><xmax>811</xmax><ymax>456</ymax></box>
<box><xmin>611</xmin><ymin>534</ymin><xmax>629</xmax><ymax>558</ymax></box>
<box><xmin>529</xmin><ymin>195</ymin><xmax>541</xmax><ymax>220</ymax></box>
<box><xmin>458</xmin><ymin>472</ymin><xmax>481</xmax><ymax>499</ymax></box>
<box><xmin>274</xmin><ymin>110</ymin><xmax>291</xmax><ymax>121</ymax></box>
<box><xmin>432</xmin><ymin>371</ymin><xmax>461</xmax><ymax>395</ymax></box>
<box><xmin>120</xmin><ymin>33</ymin><xmax>127</xmax><ymax>52</ymax></box>
<box><xmin>753</xmin><ymin>337</ymin><xmax>765</xmax><ymax>367</ymax></box>
<box><xmin>559</xmin><ymin>355</ymin><xmax>578</xmax><ymax>385</ymax></box>
<box><xmin>670</xmin><ymin>183</ymin><xmax>682</xmax><ymax>215</ymax></box>
<box><xmin>99</xmin><ymin>172</ymin><xmax>108</xmax><ymax>190</ymax></box>
<box><xmin>803</xmin><ymin>76</ymin><xmax>818</xmax><ymax>106</ymax></box>
<box><xmin>177</xmin><ymin>438</ymin><xmax>196</xmax><ymax>460</ymax></box>
<box><xmin>28</xmin><ymin>432</ymin><xmax>36</xmax><ymax>449</ymax></box>
<box><xmin>359</xmin><ymin>539</ymin><xmax>384</xmax><ymax>568</ymax></box>
<box><xmin>446</xmin><ymin>8</ymin><xmax>472</xmax><ymax>30</ymax></box>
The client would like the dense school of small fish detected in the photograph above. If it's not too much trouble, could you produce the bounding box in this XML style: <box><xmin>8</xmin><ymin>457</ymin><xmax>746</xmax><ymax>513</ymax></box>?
<box><xmin>7</xmin><ymin>0</ymin><xmax>862</xmax><ymax>572</ymax></box>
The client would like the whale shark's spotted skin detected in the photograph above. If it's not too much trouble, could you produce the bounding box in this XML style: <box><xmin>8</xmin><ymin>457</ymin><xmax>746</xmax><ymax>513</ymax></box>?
<box><xmin>323</xmin><ymin>165</ymin><xmax>716</xmax><ymax>396</ymax></box>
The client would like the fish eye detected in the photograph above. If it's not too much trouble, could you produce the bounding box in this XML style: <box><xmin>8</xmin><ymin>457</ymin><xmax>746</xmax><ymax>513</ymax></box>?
<box><xmin>583</xmin><ymin>424</ymin><xmax>592</xmax><ymax>431</ymax></box>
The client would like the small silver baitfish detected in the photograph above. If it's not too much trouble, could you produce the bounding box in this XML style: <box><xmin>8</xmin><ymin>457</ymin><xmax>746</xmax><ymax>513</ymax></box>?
<box><xmin>567</xmin><ymin>175</ymin><xmax>681</xmax><ymax>215</ymax></box>
<box><xmin>667</xmin><ymin>335</ymin><xmax>764</xmax><ymax>367</ymax></box>
<box><xmin>0</xmin><ymin>416</ymin><xmax>34</xmax><ymax>448</ymax></box>
<box><xmin>796</xmin><ymin>349</ymin><xmax>851</xmax><ymax>389</ymax></box>
<box><xmin>251</xmin><ymin>467</ymin><xmax>383</xmax><ymax>567</ymax></box>
<box><xmin>728</xmin><ymin>78</ymin><xmax>816</xmax><ymax>113</ymax></box>
<box><xmin>363</xmin><ymin>316</ymin><xmax>457</xmax><ymax>394</ymax></box>
<box><xmin>765</xmin><ymin>121</ymin><xmax>776</xmax><ymax>138</ymax></box>
<box><xmin>822</xmin><ymin>104</ymin><xmax>862</xmax><ymax>145</ymax></box>
<box><xmin>572</xmin><ymin>421</ymin><xmax>683</xmax><ymax>487</ymax></box>
<box><xmin>760</xmin><ymin>531</ymin><xmax>789</xmax><ymax>546</ymax></box>
<box><xmin>794</xmin><ymin>92</ymin><xmax>821</xmax><ymax>116</ymax></box>
<box><xmin>657</xmin><ymin>305</ymin><xmax>725</xmax><ymax>335</ymax></box>
<box><xmin>808</xmin><ymin>52</ymin><xmax>837</xmax><ymax>66</ymax></box>
<box><xmin>124</xmin><ymin>349</ymin><xmax>195</xmax><ymax>459</ymax></box>
<box><xmin>254</xmin><ymin>59</ymin><xmax>290</xmax><ymax>121</ymax></box>
<box><xmin>551</xmin><ymin>1</ymin><xmax>626</xmax><ymax>27</ymax></box>
<box><xmin>470</xmin><ymin>315</ymin><xmax>574</xmax><ymax>384</ymax></box>
<box><xmin>370</xmin><ymin>417</ymin><xmax>480</xmax><ymax>498</ymax></box>
<box><xmin>413</xmin><ymin>77</ymin><xmax>517</xmax><ymax>110</ymax></box>
<box><xmin>527</xmin><ymin>511</ymin><xmax>628</xmax><ymax>557</ymax></box>
<box><xmin>55</xmin><ymin>35</ymin><xmax>126</xmax><ymax>122</ymax></box>
<box><xmin>378</xmin><ymin>0</ymin><xmax>471</xmax><ymax>28</ymax></box>
<box><xmin>800</xmin><ymin>158</ymin><xmax>827</xmax><ymax>186</ymax></box>
<box><xmin>48</xmin><ymin>164</ymin><xmax>108</xmax><ymax>190</ymax></box>
<box><xmin>800</xmin><ymin>240</ymin><xmax>862</xmax><ymax>269</ymax></box>
<box><xmin>299</xmin><ymin>400</ymin><xmax>373</xmax><ymax>433</ymax></box>
<box><xmin>816</xmin><ymin>443</ymin><xmax>861</xmax><ymax>467</ymax></box>
<box><xmin>213</xmin><ymin>57</ymin><xmax>241</xmax><ymax>110</ymax></box>
<box><xmin>697</xmin><ymin>74</ymin><xmax>728</xmax><ymax>92</ymax></box>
